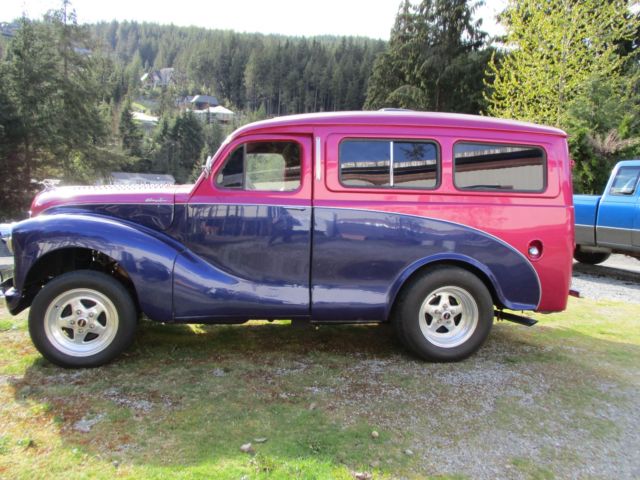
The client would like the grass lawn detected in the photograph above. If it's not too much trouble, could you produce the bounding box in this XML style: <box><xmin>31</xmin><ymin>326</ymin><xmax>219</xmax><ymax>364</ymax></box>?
<box><xmin>0</xmin><ymin>298</ymin><xmax>638</xmax><ymax>479</ymax></box>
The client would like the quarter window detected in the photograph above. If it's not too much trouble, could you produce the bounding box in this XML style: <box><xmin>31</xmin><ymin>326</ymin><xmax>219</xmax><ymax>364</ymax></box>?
<box><xmin>454</xmin><ymin>142</ymin><xmax>546</xmax><ymax>192</ymax></box>
<box><xmin>339</xmin><ymin>139</ymin><xmax>438</xmax><ymax>189</ymax></box>
<box><xmin>216</xmin><ymin>141</ymin><xmax>301</xmax><ymax>191</ymax></box>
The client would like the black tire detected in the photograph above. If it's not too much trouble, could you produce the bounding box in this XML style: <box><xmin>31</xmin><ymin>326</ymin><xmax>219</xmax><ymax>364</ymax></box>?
<box><xmin>394</xmin><ymin>266</ymin><xmax>493</xmax><ymax>361</ymax></box>
<box><xmin>573</xmin><ymin>248</ymin><xmax>611</xmax><ymax>265</ymax></box>
<box><xmin>29</xmin><ymin>270</ymin><xmax>137</xmax><ymax>368</ymax></box>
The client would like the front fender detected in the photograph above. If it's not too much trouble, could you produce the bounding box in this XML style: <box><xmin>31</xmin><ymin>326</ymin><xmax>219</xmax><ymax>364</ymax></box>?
<box><xmin>10</xmin><ymin>213</ymin><xmax>183</xmax><ymax>321</ymax></box>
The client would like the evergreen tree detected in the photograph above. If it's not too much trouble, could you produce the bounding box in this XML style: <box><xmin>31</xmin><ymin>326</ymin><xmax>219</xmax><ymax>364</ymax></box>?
<box><xmin>365</xmin><ymin>0</ymin><xmax>489</xmax><ymax>113</ymax></box>
<box><xmin>119</xmin><ymin>101</ymin><xmax>143</xmax><ymax>158</ymax></box>
<box><xmin>147</xmin><ymin>113</ymin><xmax>204</xmax><ymax>183</ymax></box>
<box><xmin>45</xmin><ymin>1</ymin><xmax>109</xmax><ymax>180</ymax></box>
<box><xmin>0</xmin><ymin>68</ymin><xmax>33</xmax><ymax>220</ymax></box>
<box><xmin>0</xmin><ymin>4</ymin><xmax>130</xmax><ymax>216</ymax></box>
<box><xmin>2</xmin><ymin>17</ymin><xmax>58</xmax><ymax>185</ymax></box>
<box><xmin>169</xmin><ymin>111</ymin><xmax>204</xmax><ymax>183</ymax></box>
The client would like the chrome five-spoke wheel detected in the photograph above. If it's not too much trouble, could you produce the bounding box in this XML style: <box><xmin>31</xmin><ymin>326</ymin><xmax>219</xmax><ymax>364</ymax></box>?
<box><xmin>394</xmin><ymin>266</ymin><xmax>493</xmax><ymax>361</ymax></box>
<box><xmin>44</xmin><ymin>288</ymin><xmax>119</xmax><ymax>357</ymax></box>
<box><xmin>418</xmin><ymin>286</ymin><xmax>479</xmax><ymax>349</ymax></box>
<box><xmin>29</xmin><ymin>270</ymin><xmax>137</xmax><ymax>368</ymax></box>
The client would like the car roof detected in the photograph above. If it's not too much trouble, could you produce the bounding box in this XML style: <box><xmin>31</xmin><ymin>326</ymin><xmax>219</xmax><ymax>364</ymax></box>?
<box><xmin>232</xmin><ymin>111</ymin><xmax>567</xmax><ymax>138</ymax></box>
<box><xmin>616</xmin><ymin>159</ymin><xmax>640</xmax><ymax>167</ymax></box>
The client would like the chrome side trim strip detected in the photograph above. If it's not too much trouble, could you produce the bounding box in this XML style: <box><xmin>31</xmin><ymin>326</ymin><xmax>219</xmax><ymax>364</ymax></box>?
<box><xmin>389</xmin><ymin>141</ymin><xmax>394</xmax><ymax>187</ymax></box>
<box><xmin>596</xmin><ymin>225</ymin><xmax>639</xmax><ymax>232</ymax></box>
<box><xmin>315</xmin><ymin>136</ymin><xmax>322</xmax><ymax>181</ymax></box>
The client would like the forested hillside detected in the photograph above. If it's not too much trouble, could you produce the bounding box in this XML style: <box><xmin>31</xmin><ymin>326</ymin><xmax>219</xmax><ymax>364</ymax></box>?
<box><xmin>90</xmin><ymin>22</ymin><xmax>386</xmax><ymax>115</ymax></box>
<box><xmin>2</xmin><ymin>0</ymin><xmax>639</xmax><ymax>222</ymax></box>
<box><xmin>0</xmin><ymin>11</ymin><xmax>389</xmax><ymax>220</ymax></box>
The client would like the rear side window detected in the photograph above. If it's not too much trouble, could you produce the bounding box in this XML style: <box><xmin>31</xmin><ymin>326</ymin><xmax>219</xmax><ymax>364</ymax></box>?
<box><xmin>454</xmin><ymin>142</ymin><xmax>546</xmax><ymax>192</ymax></box>
<box><xmin>339</xmin><ymin>139</ymin><xmax>438</xmax><ymax>189</ymax></box>
<box><xmin>609</xmin><ymin>166</ymin><xmax>640</xmax><ymax>196</ymax></box>
<box><xmin>216</xmin><ymin>141</ymin><xmax>301</xmax><ymax>191</ymax></box>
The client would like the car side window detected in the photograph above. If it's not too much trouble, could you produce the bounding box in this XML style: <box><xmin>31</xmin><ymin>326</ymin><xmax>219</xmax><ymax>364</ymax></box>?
<box><xmin>339</xmin><ymin>139</ymin><xmax>439</xmax><ymax>189</ymax></box>
<box><xmin>216</xmin><ymin>141</ymin><xmax>301</xmax><ymax>191</ymax></box>
<box><xmin>609</xmin><ymin>166</ymin><xmax>640</xmax><ymax>196</ymax></box>
<box><xmin>454</xmin><ymin>142</ymin><xmax>546</xmax><ymax>192</ymax></box>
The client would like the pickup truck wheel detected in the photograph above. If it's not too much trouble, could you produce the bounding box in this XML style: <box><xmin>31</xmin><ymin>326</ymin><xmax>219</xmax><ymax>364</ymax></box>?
<box><xmin>394</xmin><ymin>267</ymin><xmax>493</xmax><ymax>361</ymax></box>
<box><xmin>29</xmin><ymin>271</ymin><xmax>137</xmax><ymax>368</ymax></box>
<box><xmin>573</xmin><ymin>248</ymin><xmax>611</xmax><ymax>265</ymax></box>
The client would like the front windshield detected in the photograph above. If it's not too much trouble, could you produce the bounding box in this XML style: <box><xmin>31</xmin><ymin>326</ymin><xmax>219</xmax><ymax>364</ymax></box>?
<box><xmin>205</xmin><ymin>134</ymin><xmax>233</xmax><ymax>174</ymax></box>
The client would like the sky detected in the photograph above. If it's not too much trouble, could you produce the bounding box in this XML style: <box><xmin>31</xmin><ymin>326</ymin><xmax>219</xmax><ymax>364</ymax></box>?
<box><xmin>1</xmin><ymin>0</ymin><xmax>507</xmax><ymax>39</ymax></box>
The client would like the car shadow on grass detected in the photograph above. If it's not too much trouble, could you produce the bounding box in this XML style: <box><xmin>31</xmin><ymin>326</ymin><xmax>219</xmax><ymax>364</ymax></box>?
<box><xmin>8</xmin><ymin>319</ymin><xmax>640</xmax><ymax>479</ymax></box>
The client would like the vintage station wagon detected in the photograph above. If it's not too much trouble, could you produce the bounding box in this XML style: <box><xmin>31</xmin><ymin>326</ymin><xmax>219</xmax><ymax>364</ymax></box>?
<box><xmin>1</xmin><ymin>111</ymin><xmax>575</xmax><ymax>367</ymax></box>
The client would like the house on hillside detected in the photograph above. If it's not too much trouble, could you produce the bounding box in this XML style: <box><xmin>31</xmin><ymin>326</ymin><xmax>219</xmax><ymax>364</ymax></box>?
<box><xmin>177</xmin><ymin>94</ymin><xmax>234</xmax><ymax>123</ymax></box>
<box><xmin>189</xmin><ymin>95</ymin><xmax>219</xmax><ymax>110</ymax></box>
<box><xmin>140</xmin><ymin>68</ymin><xmax>175</xmax><ymax>88</ymax></box>
<box><xmin>0</xmin><ymin>22</ymin><xmax>19</xmax><ymax>38</ymax></box>
<box><xmin>191</xmin><ymin>105</ymin><xmax>235</xmax><ymax>123</ymax></box>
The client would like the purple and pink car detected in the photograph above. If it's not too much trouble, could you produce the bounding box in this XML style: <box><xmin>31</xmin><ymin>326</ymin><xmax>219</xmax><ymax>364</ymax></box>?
<box><xmin>1</xmin><ymin>111</ymin><xmax>575</xmax><ymax>367</ymax></box>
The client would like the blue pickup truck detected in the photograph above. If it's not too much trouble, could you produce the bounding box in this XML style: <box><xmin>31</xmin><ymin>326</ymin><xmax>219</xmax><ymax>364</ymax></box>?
<box><xmin>574</xmin><ymin>160</ymin><xmax>640</xmax><ymax>264</ymax></box>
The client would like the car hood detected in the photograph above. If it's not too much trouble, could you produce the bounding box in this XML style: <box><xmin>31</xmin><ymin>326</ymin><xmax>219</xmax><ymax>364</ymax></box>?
<box><xmin>31</xmin><ymin>184</ymin><xmax>192</xmax><ymax>216</ymax></box>
<box><xmin>30</xmin><ymin>184</ymin><xmax>194</xmax><ymax>231</ymax></box>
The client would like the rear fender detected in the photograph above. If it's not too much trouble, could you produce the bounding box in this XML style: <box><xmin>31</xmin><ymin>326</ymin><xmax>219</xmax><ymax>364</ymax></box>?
<box><xmin>387</xmin><ymin>252</ymin><xmax>536</xmax><ymax>319</ymax></box>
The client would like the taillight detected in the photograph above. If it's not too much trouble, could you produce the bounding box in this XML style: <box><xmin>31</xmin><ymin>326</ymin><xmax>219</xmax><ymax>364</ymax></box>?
<box><xmin>527</xmin><ymin>240</ymin><xmax>543</xmax><ymax>260</ymax></box>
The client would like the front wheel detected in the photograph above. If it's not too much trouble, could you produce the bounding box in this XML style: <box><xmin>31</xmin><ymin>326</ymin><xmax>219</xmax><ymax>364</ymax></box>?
<box><xmin>394</xmin><ymin>266</ymin><xmax>493</xmax><ymax>361</ymax></box>
<box><xmin>29</xmin><ymin>271</ymin><xmax>137</xmax><ymax>368</ymax></box>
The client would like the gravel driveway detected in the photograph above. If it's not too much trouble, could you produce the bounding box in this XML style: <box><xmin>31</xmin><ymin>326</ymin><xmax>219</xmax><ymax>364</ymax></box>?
<box><xmin>572</xmin><ymin>254</ymin><xmax>640</xmax><ymax>304</ymax></box>
<box><xmin>0</xmin><ymin>254</ymin><xmax>639</xmax><ymax>479</ymax></box>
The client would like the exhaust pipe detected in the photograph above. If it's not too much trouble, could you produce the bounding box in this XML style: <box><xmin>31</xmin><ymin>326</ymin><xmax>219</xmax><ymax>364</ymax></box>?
<box><xmin>494</xmin><ymin>310</ymin><xmax>538</xmax><ymax>327</ymax></box>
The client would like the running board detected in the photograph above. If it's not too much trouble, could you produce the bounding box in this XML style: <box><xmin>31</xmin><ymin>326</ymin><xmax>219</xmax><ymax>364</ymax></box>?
<box><xmin>494</xmin><ymin>310</ymin><xmax>538</xmax><ymax>327</ymax></box>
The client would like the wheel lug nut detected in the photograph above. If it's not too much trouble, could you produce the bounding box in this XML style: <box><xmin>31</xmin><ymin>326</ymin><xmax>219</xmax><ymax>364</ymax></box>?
<box><xmin>76</xmin><ymin>310</ymin><xmax>82</xmax><ymax>315</ymax></box>
<box><xmin>89</xmin><ymin>313</ymin><xmax>94</xmax><ymax>317</ymax></box>
<box><xmin>70</xmin><ymin>320</ymin><xmax>75</xmax><ymax>325</ymax></box>
<box><xmin>89</xmin><ymin>323</ymin><xmax>95</xmax><ymax>329</ymax></box>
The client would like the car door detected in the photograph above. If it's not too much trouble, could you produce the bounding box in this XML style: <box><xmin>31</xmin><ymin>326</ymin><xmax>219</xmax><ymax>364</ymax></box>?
<box><xmin>634</xmin><ymin>179</ymin><xmax>640</xmax><ymax>247</ymax></box>
<box><xmin>173</xmin><ymin>134</ymin><xmax>313</xmax><ymax>321</ymax></box>
<box><xmin>597</xmin><ymin>165</ymin><xmax>640</xmax><ymax>248</ymax></box>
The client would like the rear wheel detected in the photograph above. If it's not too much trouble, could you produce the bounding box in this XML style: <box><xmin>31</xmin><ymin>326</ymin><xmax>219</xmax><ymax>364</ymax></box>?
<box><xmin>394</xmin><ymin>266</ymin><xmax>493</xmax><ymax>361</ymax></box>
<box><xmin>29</xmin><ymin>270</ymin><xmax>137</xmax><ymax>368</ymax></box>
<box><xmin>573</xmin><ymin>248</ymin><xmax>611</xmax><ymax>265</ymax></box>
